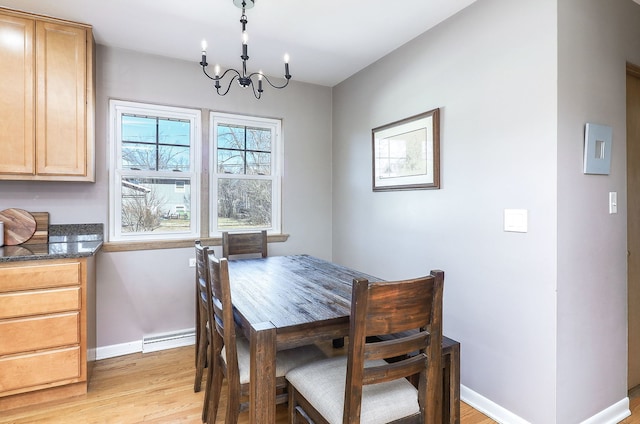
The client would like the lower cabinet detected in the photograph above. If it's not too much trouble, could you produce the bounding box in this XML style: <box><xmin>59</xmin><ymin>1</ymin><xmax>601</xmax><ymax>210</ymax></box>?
<box><xmin>0</xmin><ymin>257</ymin><xmax>96</xmax><ymax>410</ymax></box>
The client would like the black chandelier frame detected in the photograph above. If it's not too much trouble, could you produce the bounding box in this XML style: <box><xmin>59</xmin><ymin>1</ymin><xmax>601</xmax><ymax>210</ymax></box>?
<box><xmin>199</xmin><ymin>0</ymin><xmax>291</xmax><ymax>99</ymax></box>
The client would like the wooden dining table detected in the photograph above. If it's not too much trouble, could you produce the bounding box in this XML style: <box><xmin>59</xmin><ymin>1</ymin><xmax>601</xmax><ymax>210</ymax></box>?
<box><xmin>226</xmin><ymin>254</ymin><xmax>459</xmax><ymax>424</ymax></box>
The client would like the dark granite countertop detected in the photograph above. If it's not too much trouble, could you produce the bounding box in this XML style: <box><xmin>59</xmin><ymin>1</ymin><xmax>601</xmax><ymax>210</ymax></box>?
<box><xmin>0</xmin><ymin>224</ymin><xmax>103</xmax><ymax>263</ymax></box>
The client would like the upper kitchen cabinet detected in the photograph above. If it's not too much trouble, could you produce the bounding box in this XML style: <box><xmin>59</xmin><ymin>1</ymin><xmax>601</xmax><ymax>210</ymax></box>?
<box><xmin>0</xmin><ymin>8</ymin><xmax>94</xmax><ymax>182</ymax></box>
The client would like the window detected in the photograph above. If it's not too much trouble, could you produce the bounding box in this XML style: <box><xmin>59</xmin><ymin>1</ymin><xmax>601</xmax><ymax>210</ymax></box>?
<box><xmin>109</xmin><ymin>100</ymin><xmax>201</xmax><ymax>241</ymax></box>
<box><xmin>210</xmin><ymin>112</ymin><xmax>282</xmax><ymax>236</ymax></box>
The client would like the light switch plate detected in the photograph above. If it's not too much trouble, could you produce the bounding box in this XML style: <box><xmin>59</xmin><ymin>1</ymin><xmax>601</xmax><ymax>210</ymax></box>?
<box><xmin>609</xmin><ymin>192</ymin><xmax>618</xmax><ymax>214</ymax></box>
<box><xmin>504</xmin><ymin>209</ymin><xmax>528</xmax><ymax>233</ymax></box>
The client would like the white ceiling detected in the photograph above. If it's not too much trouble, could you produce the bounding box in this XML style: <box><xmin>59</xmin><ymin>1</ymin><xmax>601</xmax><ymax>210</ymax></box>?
<box><xmin>0</xmin><ymin>0</ymin><xmax>477</xmax><ymax>87</ymax></box>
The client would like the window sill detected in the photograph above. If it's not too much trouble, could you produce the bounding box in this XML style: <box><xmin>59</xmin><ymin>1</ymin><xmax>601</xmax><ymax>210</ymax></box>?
<box><xmin>102</xmin><ymin>233</ymin><xmax>290</xmax><ymax>252</ymax></box>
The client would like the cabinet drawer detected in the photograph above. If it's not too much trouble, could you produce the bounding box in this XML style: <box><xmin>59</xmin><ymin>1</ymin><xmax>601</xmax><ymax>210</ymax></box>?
<box><xmin>0</xmin><ymin>346</ymin><xmax>80</xmax><ymax>394</ymax></box>
<box><xmin>0</xmin><ymin>312</ymin><xmax>79</xmax><ymax>356</ymax></box>
<box><xmin>0</xmin><ymin>262</ymin><xmax>81</xmax><ymax>293</ymax></box>
<box><xmin>0</xmin><ymin>287</ymin><xmax>80</xmax><ymax>319</ymax></box>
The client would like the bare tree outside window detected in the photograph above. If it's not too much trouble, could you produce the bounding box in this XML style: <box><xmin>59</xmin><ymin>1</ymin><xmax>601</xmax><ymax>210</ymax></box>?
<box><xmin>218</xmin><ymin>179</ymin><xmax>272</xmax><ymax>229</ymax></box>
<box><xmin>216</xmin><ymin>123</ymin><xmax>273</xmax><ymax>230</ymax></box>
<box><xmin>119</xmin><ymin>114</ymin><xmax>193</xmax><ymax>234</ymax></box>
<box><xmin>121</xmin><ymin>184</ymin><xmax>163</xmax><ymax>232</ymax></box>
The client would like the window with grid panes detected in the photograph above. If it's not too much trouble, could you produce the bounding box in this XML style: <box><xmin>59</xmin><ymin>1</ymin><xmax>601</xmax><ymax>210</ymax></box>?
<box><xmin>109</xmin><ymin>100</ymin><xmax>201</xmax><ymax>241</ymax></box>
<box><xmin>210</xmin><ymin>112</ymin><xmax>282</xmax><ymax>235</ymax></box>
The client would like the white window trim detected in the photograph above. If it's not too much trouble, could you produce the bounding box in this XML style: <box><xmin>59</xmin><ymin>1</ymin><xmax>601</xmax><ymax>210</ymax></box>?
<box><xmin>109</xmin><ymin>99</ymin><xmax>202</xmax><ymax>242</ymax></box>
<box><xmin>209</xmin><ymin>112</ymin><xmax>283</xmax><ymax>236</ymax></box>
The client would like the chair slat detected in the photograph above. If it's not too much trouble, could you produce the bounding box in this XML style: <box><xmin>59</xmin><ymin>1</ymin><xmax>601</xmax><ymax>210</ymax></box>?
<box><xmin>364</xmin><ymin>331</ymin><xmax>429</xmax><ymax>361</ymax></box>
<box><xmin>362</xmin><ymin>354</ymin><xmax>427</xmax><ymax>385</ymax></box>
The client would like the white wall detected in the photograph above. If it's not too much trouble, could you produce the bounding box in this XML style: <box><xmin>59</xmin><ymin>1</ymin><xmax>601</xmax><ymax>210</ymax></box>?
<box><xmin>557</xmin><ymin>0</ymin><xmax>640</xmax><ymax>422</ymax></box>
<box><xmin>332</xmin><ymin>0</ymin><xmax>558</xmax><ymax>422</ymax></box>
<box><xmin>0</xmin><ymin>45</ymin><xmax>334</xmax><ymax>350</ymax></box>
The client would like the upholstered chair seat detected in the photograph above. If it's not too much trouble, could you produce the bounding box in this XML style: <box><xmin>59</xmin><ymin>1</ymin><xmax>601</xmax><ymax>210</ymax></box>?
<box><xmin>286</xmin><ymin>356</ymin><xmax>420</xmax><ymax>424</ymax></box>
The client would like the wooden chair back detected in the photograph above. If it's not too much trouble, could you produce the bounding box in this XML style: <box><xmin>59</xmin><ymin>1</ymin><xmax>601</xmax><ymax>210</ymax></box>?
<box><xmin>222</xmin><ymin>230</ymin><xmax>267</xmax><ymax>258</ymax></box>
<box><xmin>345</xmin><ymin>270</ymin><xmax>445</xmax><ymax>423</ymax></box>
<box><xmin>203</xmin><ymin>252</ymin><xmax>244</xmax><ymax>423</ymax></box>
<box><xmin>208</xmin><ymin>254</ymin><xmax>239</xmax><ymax>376</ymax></box>
<box><xmin>193</xmin><ymin>240</ymin><xmax>209</xmax><ymax>392</ymax></box>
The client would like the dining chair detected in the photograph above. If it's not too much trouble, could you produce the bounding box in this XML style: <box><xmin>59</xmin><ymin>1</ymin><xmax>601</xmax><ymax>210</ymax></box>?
<box><xmin>193</xmin><ymin>240</ymin><xmax>209</xmax><ymax>393</ymax></box>
<box><xmin>286</xmin><ymin>270</ymin><xmax>445</xmax><ymax>424</ymax></box>
<box><xmin>203</xmin><ymin>252</ymin><xmax>327</xmax><ymax>424</ymax></box>
<box><xmin>221</xmin><ymin>230</ymin><xmax>267</xmax><ymax>259</ymax></box>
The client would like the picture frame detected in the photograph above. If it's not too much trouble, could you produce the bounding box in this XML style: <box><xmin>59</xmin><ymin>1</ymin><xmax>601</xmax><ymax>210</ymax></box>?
<box><xmin>583</xmin><ymin>123</ymin><xmax>612</xmax><ymax>175</ymax></box>
<box><xmin>372</xmin><ymin>108</ymin><xmax>440</xmax><ymax>191</ymax></box>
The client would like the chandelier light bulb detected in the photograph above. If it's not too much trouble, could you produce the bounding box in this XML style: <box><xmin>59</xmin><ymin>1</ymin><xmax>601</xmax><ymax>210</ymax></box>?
<box><xmin>200</xmin><ymin>40</ymin><xmax>208</xmax><ymax>67</ymax></box>
<box><xmin>284</xmin><ymin>53</ymin><xmax>290</xmax><ymax>79</ymax></box>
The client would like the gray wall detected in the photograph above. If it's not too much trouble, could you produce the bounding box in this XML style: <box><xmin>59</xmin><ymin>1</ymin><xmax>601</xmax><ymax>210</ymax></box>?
<box><xmin>0</xmin><ymin>45</ymin><xmax>334</xmax><ymax>349</ymax></box>
<box><xmin>331</xmin><ymin>0</ymin><xmax>637</xmax><ymax>422</ymax></box>
<box><xmin>557</xmin><ymin>0</ymin><xmax>640</xmax><ymax>422</ymax></box>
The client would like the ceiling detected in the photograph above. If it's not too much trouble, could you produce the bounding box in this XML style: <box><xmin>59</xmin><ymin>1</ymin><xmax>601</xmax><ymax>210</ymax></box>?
<box><xmin>0</xmin><ymin>0</ymin><xmax>477</xmax><ymax>87</ymax></box>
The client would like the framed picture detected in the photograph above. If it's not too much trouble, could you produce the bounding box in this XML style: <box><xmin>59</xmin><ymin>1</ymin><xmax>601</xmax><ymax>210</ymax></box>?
<box><xmin>372</xmin><ymin>108</ymin><xmax>440</xmax><ymax>191</ymax></box>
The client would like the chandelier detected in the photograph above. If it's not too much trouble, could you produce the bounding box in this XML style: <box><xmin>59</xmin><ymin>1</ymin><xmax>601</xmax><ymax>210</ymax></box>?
<box><xmin>199</xmin><ymin>0</ymin><xmax>291</xmax><ymax>99</ymax></box>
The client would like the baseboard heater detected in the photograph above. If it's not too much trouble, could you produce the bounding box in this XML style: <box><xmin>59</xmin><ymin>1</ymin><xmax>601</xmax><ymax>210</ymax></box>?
<box><xmin>142</xmin><ymin>329</ymin><xmax>195</xmax><ymax>353</ymax></box>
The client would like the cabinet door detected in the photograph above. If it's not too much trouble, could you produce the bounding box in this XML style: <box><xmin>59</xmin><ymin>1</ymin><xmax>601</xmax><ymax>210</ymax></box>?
<box><xmin>35</xmin><ymin>21</ymin><xmax>87</xmax><ymax>177</ymax></box>
<box><xmin>0</xmin><ymin>14</ymin><xmax>35</xmax><ymax>175</ymax></box>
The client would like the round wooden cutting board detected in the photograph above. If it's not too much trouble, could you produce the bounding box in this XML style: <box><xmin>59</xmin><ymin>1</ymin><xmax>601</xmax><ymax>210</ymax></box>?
<box><xmin>0</xmin><ymin>208</ymin><xmax>37</xmax><ymax>245</ymax></box>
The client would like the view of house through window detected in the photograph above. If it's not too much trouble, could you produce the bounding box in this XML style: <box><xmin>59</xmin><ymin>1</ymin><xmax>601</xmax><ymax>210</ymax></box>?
<box><xmin>211</xmin><ymin>113</ymin><xmax>282</xmax><ymax>235</ymax></box>
<box><xmin>110</xmin><ymin>101</ymin><xmax>200</xmax><ymax>241</ymax></box>
<box><xmin>121</xmin><ymin>115</ymin><xmax>193</xmax><ymax>232</ymax></box>
<box><xmin>120</xmin><ymin>177</ymin><xmax>192</xmax><ymax>232</ymax></box>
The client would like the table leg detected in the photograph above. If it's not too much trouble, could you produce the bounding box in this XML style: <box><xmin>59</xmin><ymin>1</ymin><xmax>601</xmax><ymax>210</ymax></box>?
<box><xmin>440</xmin><ymin>336</ymin><xmax>461</xmax><ymax>424</ymax></box>
<box><xmin>447</xmin><ymin>341</ymin><xmax>460</xmax><ymax>424</ymax></box>
<box><xmin>249</xmin><ymin>322</ymin><xmax>277</xmax><ymax>424</ymax></box>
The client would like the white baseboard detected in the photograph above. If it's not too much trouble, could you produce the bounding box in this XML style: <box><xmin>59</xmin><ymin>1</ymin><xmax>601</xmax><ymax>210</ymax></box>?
<box><xmin>580</xmin><ymin>398</ymin><xmax>630</xmax><ymax>424</ymax></box>
<box><xmin>462</xmin><ymin>385</ymin><xmax>631</xmax><ymax>424</ymax></box>
<box><xmin>461</xmin><ymin>384</ymin><xmax>531</xmax><ymax>424</ymax></box>
<box><xmin>96</xmin><ymin>340</ymin><xmax>142</xmax><ymax>360</ymax></box>
<box><xmin>96</xmin><ymin>328</ymin><xmax>196</xmax><ymax>360</ymax></box>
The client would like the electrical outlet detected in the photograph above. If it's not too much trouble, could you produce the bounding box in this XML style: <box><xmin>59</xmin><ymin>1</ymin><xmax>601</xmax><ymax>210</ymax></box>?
<box><xmin>189</xmin><ymin>258</ymin><xmax>196</xmax><ymax>267</ymax></box>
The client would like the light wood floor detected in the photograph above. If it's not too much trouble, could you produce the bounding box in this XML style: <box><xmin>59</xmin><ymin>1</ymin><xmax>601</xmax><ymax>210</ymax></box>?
<box><xmin>0</xmin><ymin>344</ymin><xmax>637</xmax><ymax>423</ymax></box>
